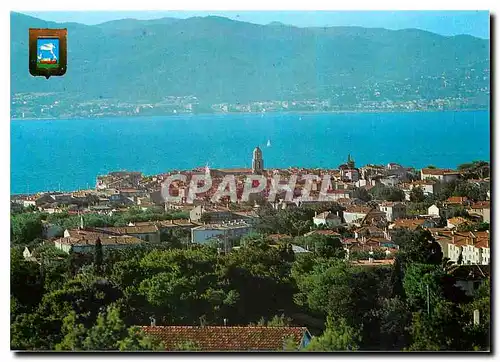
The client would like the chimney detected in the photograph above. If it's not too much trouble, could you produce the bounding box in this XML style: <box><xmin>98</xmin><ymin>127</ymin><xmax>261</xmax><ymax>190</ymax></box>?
<box><xmin>223</xmin><ymin>318</ymin><xmax>228</xmax><ymax>327</ymax></box>
<box><xmin>149</xmin><ymin>316</ymin><xmax>156</xmax><ymax>327</ymax></box>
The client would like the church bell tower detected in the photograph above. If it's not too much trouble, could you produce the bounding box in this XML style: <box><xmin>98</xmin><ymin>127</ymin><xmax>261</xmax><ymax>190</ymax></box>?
<box><xmin>252</xmin><ymin>147</ymin><xmax>264</xmax><ymax>174</ymax></box>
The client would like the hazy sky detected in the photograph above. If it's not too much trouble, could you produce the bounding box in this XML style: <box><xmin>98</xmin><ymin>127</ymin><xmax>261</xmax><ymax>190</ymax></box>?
<box><xmin>22</xmin><ymin>10</ymin><xmax>490</xmax><ymax>39</ymax></box>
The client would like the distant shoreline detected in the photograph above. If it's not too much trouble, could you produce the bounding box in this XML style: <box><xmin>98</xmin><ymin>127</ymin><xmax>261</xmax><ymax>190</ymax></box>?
<box><xmin>10</xmin><ymin>107</ymin><xmax>489</xmax><ymax>121</ymax></box>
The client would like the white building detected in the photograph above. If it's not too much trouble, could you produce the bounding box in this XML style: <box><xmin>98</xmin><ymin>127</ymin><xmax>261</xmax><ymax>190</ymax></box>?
<box><xmin>343</xmin><ymin>206</ymin><xmax>386</xmax><ymax>225</ymax></box>
<box><xmin>313</xmin><ymin>211</ymin><xmax>342</xmax><ymax>227</ymax></box>
<box><xmin>447</xmin><ymin>217</ymin><xmax>470</xmax><ymax>230</ymax></box>
<box><xmin>402</xmin><ymin>181</ymin><xmax>439</xmax><ymax>201</ymax></box>
<box><xmin>191</xmin><ymin>221</ymin><xmax>252</xmax><ymax>245</ymax></box>
<box><xmin>54</xmin><ymin>233</ymin><xmax>144</xmax><ymax>253</ymax></box>
<box><xmin>467</xmin><ymin>201</ymin><xmax>491</xmax><ymax>223</ymax></box>
<box><xmin>428</xmin><ymin>204</ymin><xmax>453</xmax><ymax>220</ymax></box>
<box><xmin>379</xmin><ymin>176</ymin><xmax>399</xmax><ymax>188</ymax></box>
<box><xmin>421</xmin><ymin>168</ymin><xmax>460</xmax><ymax>183</ymax></box>
<box><xmin>341</xmin><ymin>169</ymin><xmax>360</xmax><ymax>182</ymax></box>
<box><xmin>378</xmin><ymin>202</ymin><xmax>406</xmax><ymax>222</ymax></box>
<box><xmin>446</xmin><ymin>231</ymin><xmax>490</xmax><ymax>265</ymax></box>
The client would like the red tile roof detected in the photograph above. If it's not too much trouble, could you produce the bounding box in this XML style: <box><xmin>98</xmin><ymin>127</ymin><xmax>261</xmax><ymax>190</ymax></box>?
<box><xmin>268</xmin><ymin>234</ymin><xmax>293</xmax><ymax>241</ymax></box>
<box><xmin>304</xmin><ymin>230</ymin><xmax>341</xmax><ymax>238</ymax></box>
<box><xmin>351</xmin><ymin>259</ymin><xmax>395</xmax><ymax>266</ymax></box>
<box><xmin>391</xmin><ymin>218</ymin><xmax>426</xmax><ymax>230</ymax></box>
<box><xmin>470</xmin><ymin>201</ymin><xmax>490</xmax><ymax>210</ymax></box>
<box><xmin>140</xmin><ymin>326</ymin><xmax>310</xmax><ymax>351</ymax></box>
<box><xmin>421</xmin><ymin>168</ymin><xmax>459</xmax><ymax>175</ymax></box>
<box><xmin>446</xmin><ymin>196</ymin><xmax>468</xmax><ymax>205</ymax></box>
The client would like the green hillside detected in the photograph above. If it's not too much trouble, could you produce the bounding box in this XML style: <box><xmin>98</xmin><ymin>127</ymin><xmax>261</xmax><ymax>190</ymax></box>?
<box><xmin>11</xmin><ymin>12</ymin><xmax>489</xmax><ymax>107</ymax></box>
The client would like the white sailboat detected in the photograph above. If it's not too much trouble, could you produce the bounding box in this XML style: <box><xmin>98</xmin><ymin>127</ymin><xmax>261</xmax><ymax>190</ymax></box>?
<box><xmin>266</xmin><ymin>139</ymin><xmax>271</xmax><ymax>147</ymax></box>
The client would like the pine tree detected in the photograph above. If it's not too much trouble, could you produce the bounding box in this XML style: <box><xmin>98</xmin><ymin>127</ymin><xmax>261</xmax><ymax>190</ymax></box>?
<box><xmin>94</xmin><ymin>237</ymin><xmax>103</xmax><ymax>273</ymax></box>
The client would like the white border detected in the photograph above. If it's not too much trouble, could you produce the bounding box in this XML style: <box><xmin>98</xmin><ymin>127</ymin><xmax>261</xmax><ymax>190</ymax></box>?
<box><xmin>2</xmin><ymin>1</ymin><xmax>497</xmax><ymax>362</ymax></box>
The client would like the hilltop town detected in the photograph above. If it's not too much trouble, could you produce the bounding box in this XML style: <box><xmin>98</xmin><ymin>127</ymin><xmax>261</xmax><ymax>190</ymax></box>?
<box><xmin>12</xmin><ymin>148</ymin><xmax>490</xmax><ymax>266</ymax></box>
<box><xmin>11</xmin><ymin>148</ymin><xmax>491</xmax><ymax>351</ymax></box>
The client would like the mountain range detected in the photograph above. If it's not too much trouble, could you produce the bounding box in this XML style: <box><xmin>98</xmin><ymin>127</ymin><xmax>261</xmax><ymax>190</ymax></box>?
<box><xmin>11</xmin><ymin>12</ymin><xmax>490</xmax><ymax>106</ymax></box>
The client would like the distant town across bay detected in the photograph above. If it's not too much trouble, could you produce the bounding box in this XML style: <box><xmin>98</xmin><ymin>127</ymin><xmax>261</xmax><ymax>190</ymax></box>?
<box><xmin>11</xmin><ymin>94</ymin><xmax>489</xmax><ymax>120</ymax></box>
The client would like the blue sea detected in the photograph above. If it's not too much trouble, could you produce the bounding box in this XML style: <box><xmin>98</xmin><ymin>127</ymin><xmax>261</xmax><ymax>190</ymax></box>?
<box><xmin>10</xmin><ymin>110</ymin><xmax>490</xmax><ymax>194</ymax></box>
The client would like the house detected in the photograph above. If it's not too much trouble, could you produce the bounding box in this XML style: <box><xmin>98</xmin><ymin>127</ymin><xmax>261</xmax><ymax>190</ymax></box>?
<box><xmin>467</xmin><ymin>201</ymin><xmax>490</xmax><ymax>223</ymax></box>
<box><xmin>35</xmin><ymin>193</ymin><xmax>57</xmax><ymax>207</ymax></box>
<box><xmin>41</xmin><ymin>221</ymin><xmax>64</xmax><ymax>239</ymax></box>
<box><xmin>343</xmin><ymin>237</ymin><xmax>398</xmax><ymax>259</ymax></box>
<box><xmin>23</xmin><ymin>246</ymin><xmax>35</xmax><ymax>261</ymax></box>
<box><xmin>54</xmin><ymin>230</ymin><xmax>144</xmax><ymax>253</ymax></box>
<box><xmin>389</xmin><ymin>218</ymin><xmax>437</xmax><ymax>231</ymax></box>
<box><xmin>445</xmin><ymin>196</ymin><xmax>469</xmax><ymax>207</ymax></box>
<box><xmin>448</xmin><ymin>265</ymin><xmax>490</xmax><ymax>296</ymax></box>
<box><xmin>304</xmin><ymin>230</ymin><xmax>341</xmax><ymax>238</ymax></box>
<box><xmin>378</xmin><ymin>202</ymin><xmax>406</xmax><ymax>222</ymax></box>
<box><xmin>420</xmin><ymin>168</ymin><xmax>460</xmax><ymax>183</ymax></box>
<box><xmin>343</xmin><ymin>206</ymin><xmax>386</xmax><ymax>225</ymax></box>
<box><xmin>267</xmin><ymin>234</ymin><xmax>293</xmax><ymax>243</ymax></box>
<box><xmin>445</xmin><ymin>230</ymin><xmax>490</xmax><ymax>266</ymax></box>
<box><xmin>312</xmin><ymin>211</ymin><xmax>342</xmax><ymax>227</ymax></box>
<box><xmin>354</xmin><ymin>226</ymin><xmax>389</xmax><ymax>240</ymax></box>
<box><xmin>140</xmin><ymin>326</ymin><xmax>312</xmax><ymax>351</ymax></box>
<box><xmin>191</xmin><ymin>221</ymin><xmax>252</xmax><ymax>245</ymax></box>
<box><xmin>401</xmin><ymin>180</ymin><xmax>440</xmax><ymax>201</ymax></box>
<box><xmin>136</xmin><ymin>197</ymin><xmax>156</xmax><ymax>210</ymax></box>
<box><xmin>462</xmin><ymin>231</ymin><xmax>490</xmax><ymax>265</ymax></box>
<box><xmin>379</xmin><ymin>176</ymin><xmax>400</xmax><ymax>188</ymax></box>
<box><xmin>428</xmin><ymin>228</ymin><xmax>454</xmax><ymax>259</ymax></box>
<box><xmin>428</xmin><ymin>204</ymin><xmax>453</xmax><ymax>220</ymax></box>
<box><xmin>96</xmin><ymin>171</ymin><xmax>143</xmax><ymax>190</ymax></box>
<box><xmin>94</xmin><ymin>224</ymin><xmax>161</xmax><ymax>243</ymax></box>
<box><xmin>272</xmin><ymin>199</ymin><xmax>298</xmax><ymax>210</ymax></box>
<box><xmin>108</xmin><ymin>193</ymin><xmax>135</xmax><ymax>205</ymax></box>
<box><xmin>351</xmin><ymin>258</ymin><xmax>395</xmax><ymax>267</ymax></box>
<box><xmin>189</xmin><ymin>205</ymin><xmax>235</xmax><ymax>223</ymax></box>
<box><xmin>446</xmin><ymin>232</ymin><xmax>470</xmax><ymax>263</ymax></box>
<box><xmin>291</xmin><ymin>245</ymin><xmax>311</xmax><ymax>254</ymax></box>
<box><xmin>447</xmin><ymin>217</ymin><xmax>471</xmax><ymax>230</ymax></box>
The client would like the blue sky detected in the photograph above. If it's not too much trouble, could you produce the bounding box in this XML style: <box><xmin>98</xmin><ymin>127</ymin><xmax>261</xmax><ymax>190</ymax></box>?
<box><xmin>23</xmin><ymin>10</ymin><xmax>489</xmax><ymax>39</ymax></box>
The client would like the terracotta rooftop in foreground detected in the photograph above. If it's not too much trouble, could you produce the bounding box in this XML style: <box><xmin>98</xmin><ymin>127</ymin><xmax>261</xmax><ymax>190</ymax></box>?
<box><xmin>140</xmin><ymin>325</ymin><xmax>311</xmax><ymax>351</ymax></box>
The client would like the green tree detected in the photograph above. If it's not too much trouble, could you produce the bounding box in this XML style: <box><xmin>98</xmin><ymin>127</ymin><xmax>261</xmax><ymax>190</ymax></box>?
<box><xmin>410</xmin><ymin>187</ymin><xmax>425</xmax><ymax>203</ymax></box>
<box><xmin>250</xmin><ymin>313</ymin><xmax>292</xmax><ymax>327</ymax></box>
<box><xmin>306</xmin><ymin>234</ymin><xmax>345</xmax><ymax>259</ymax></box>
<box><xmin>10</xmin><ymin>247</ymin><xmax>44</xmax><ymax>315</ymax></box>
<box><xmin>403</xmin><ymin>263</ymin><xmax>468</xmax><ymax>311</ymax></box>
<box><xmin>407</xmin><ymin>299</ymin><xmax>467</xmax><ymax>351</ymax></box>
<box><xmin>352</xmin><ymin>187</ymin><xmax>371</xmax><ymax>202</ymax></box>
<box><xmin>199</xmin><ymin>213</ymin><xmax>212</xmax><ymax>224</ymax></box>
<box><xmin>56</xmin><ymin>306</ymin><xmax>164</xmax><ymax>351</ymax></box>
<box><xmin>55</xmin><ymin>311</ymin><xmax>87</xmax><ymax>351</ymax></box>
<box><xmin>305</xmin><ymin>316</ymin><xmax>361</xmax><ymax>351</ymax></box>
<box><xmin>373</xmin><ymin>297</ymin><xmax>412</xmax><ymax>350</ymax></box>
<box><xmin>393</xmin><ymin>229</ymin><xmax>443</xmax><ymax>267</ymax></box>
<box><xmin>10</xmin><ymin>213</ymin><xmax>44</xmax><ymax>245</ymax></box>
<box><xmin>94</xmin><ymin>237</ymin><xmax>103</xmax><ymax>273</ymax></box>
<box><xmin>82</xmin><ymin>306</ymin><xmax>127</xmax><ymax>350</ymax></box>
